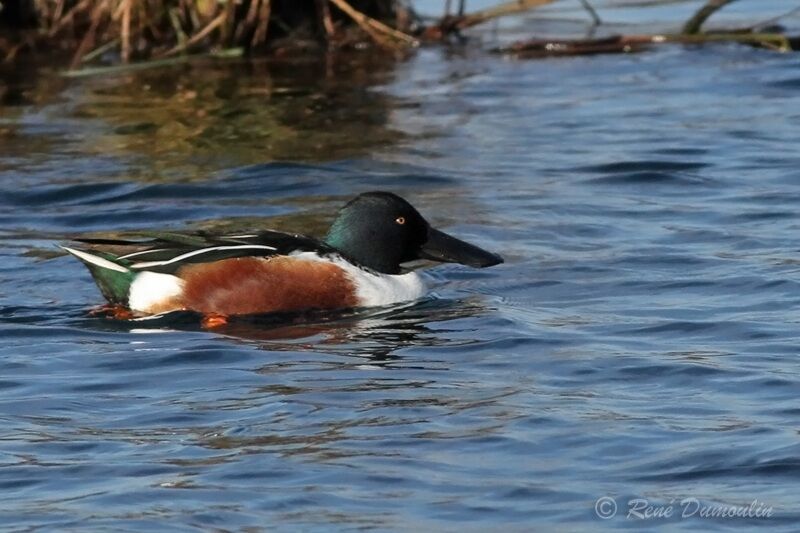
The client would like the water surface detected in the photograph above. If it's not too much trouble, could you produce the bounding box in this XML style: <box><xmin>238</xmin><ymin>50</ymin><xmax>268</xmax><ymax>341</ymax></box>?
<box><xmin>2</xmin><ymin>3</ymin><xmax>800</xmax><ymax>530</ymax></box>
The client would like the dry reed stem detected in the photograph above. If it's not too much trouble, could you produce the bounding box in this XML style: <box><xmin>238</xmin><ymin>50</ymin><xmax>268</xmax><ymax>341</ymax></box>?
<box><xmin>140</xmin><ymin>1</ymin><xmax>154</xmax><ymax>41</ymax></box>
<box><xmin>245</xmin><ymin>0</ymin><xmax>261</xmax><ymax>28</ymax></box>
<box><xmin>234</xmin><ymin>0</ymin><xmax>260</xmax><ymax>42</ymax></box>
<box><xmin>71</xmin><ymin>0</ymin><xmax>109</xmax><ymax>68</ymax></box>
<box><xmin>221</xmin><ymin>0</ymin><xmax>236</xmax><ymax>45</ymax></box>
<box><xmin>454</xmin><ymin>0</ymin><xmax>557</xmax><ymax>30</ymax></box>
<box><xmin>3</xmin><ymin>42</ymin><xmax>24</xmax><ymax>64</ymax></box>
<box><xmin>48</xmin><ymin>0</ymin><xmax>93</xmax><ymax>37</ymax></box>
<box><xmin>111</xmin><ymin>0</ymin><xmax>126</xmax><ymax>20</ymax></box>
<box><xmin>52</xmin><ymin>0</ymin><xmax>66</xmax><ymax>28</ymax></box>
<box><xmin>328</xmin><ymin>0</ymin><xmax>417</xmax><ymax>49</ymax></box>
<box><xmin>82</xmin><ymin>37</ymin><xmax>120</xmax><ymax>63</ymax></box>
<box><xmin>160</xmin><ymin>9</ymin><xmax>227</xmax><ymax>57</ymax></box>
<box><xmin>318</xmin><ymin>0</ymin><xmax>335</xmax><ymax>38</ymax></box>
<box><xmin>168</xmin><ymin>7</ymin><xmax>188</xmax><ymax>47</ymax></box>
<box><xmin>251</xmin><ymin>0</ymin><xmax>271</xmax><ymax>47</ymax></box>
<box><xmin>121</xmin><ymin>0</ymin><xmax>131</xmax><ymax>62</ymax></box>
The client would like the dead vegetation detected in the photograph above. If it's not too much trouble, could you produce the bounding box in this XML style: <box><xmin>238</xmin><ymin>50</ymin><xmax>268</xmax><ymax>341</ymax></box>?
<box><xmin>0</xmin><ymin>0</ymin><xmax>420</xmax><ymax>67</ymax></box>
<box><xmin>0</xmin><ymin>0</ymin><xmax>797</xmax><ymax>70</ymax></box>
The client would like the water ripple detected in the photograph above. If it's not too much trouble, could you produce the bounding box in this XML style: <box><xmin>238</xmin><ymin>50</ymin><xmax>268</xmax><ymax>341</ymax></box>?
<box><xmin>3</xmin><ymin>16</ymin><xmax>800</xmax><ymax>530</ymax></box>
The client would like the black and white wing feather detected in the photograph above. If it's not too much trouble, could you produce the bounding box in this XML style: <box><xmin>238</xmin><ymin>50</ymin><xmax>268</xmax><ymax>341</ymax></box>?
<box><xmin>75</xmin><ymin>230</ymin><xmax>335</xmax><ymax>275</ymax></box>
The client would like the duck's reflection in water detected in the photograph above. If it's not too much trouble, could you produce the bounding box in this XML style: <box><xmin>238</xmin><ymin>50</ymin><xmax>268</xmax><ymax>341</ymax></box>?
<box><xmin>176</xmin><ymin>297</ymin><xmax>502</xmax><ymax>460</ymax></box>
<box><xmin>213</xmin><ymin>296</ymin><xmax>489</xmax><ymax>363</ymax></box>
<box><xmin>192</xmin><ymin>298</ymin><xmax>515</xmax><ymax>463</ymax></box>
<box><xmin>112</xmin><ymin>295</ymin><xmax>491</xmax><ymax>366</ymax></box>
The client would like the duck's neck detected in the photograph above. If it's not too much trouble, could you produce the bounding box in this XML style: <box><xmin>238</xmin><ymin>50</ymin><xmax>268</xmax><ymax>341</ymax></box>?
<box><xmin>324</xmin><ymin>225</ymin><xmax>401</xmax><ymax>275</ymax></box>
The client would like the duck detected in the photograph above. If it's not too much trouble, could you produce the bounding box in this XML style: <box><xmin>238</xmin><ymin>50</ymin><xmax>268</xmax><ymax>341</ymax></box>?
<box><xmin>62</xmin><ymin>191</ymin><xmax>503</xmax><ymax>325</ymax></box>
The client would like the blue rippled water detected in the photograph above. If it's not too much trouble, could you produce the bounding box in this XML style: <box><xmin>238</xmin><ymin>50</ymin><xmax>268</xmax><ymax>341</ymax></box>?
<box><xmin>3</xmin><ymin>2</ymin><xmax>800</xmax><ymax>530</ymax></box>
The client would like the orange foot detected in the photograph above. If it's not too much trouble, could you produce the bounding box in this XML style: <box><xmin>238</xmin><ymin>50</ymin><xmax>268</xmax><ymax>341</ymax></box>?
<box><xmin>89</xmin><ymin>304</ymin><xmax>134</xmax><ymax>320</ymax></box>
<box><xmin>201</xmin><ymin>313</ymin><xmax>229</xmax><ymax>329</ymax></box>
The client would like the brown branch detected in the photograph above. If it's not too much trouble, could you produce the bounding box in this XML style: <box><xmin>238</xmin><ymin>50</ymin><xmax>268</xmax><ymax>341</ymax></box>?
<box><xmin>683</xmin><ymin>0</ymin><xmax>739</xmax><ymax>35</ymax></box>
<box><xmin>498</xmin><ymin>35</ymin><xmax>647</xmax><ymax>57</ymax></box>
<box><xmin>497</xmin><ymin>31</ymin><xmax>794</xmax><ymax>57</ymax></box>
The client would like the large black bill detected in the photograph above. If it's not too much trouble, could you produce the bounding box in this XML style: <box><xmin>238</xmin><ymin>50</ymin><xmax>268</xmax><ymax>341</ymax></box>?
<box><xmin>418</xmin><ymin>227</ymin><xmax>503</xmax><ymax>268</ymax></box>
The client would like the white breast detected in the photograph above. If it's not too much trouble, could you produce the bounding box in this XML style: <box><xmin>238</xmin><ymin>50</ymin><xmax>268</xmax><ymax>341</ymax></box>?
<box><xmin>290</xmin><ymin>252</ymin><xmax>426</xmax><ymax>308</ymax></box>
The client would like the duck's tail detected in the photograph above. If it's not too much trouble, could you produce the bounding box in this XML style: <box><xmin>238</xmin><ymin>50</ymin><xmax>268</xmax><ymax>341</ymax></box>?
<box><xmin>61</xmin><ymin>247</ymin><xmax>135</xmax><ymax>305</ymax></box>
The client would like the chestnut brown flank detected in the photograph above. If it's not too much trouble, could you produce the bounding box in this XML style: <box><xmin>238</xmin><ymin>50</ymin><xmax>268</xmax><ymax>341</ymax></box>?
<box><xmin>175</xmin><ymin>257</ymin><xmax>359</xmax><ymax>315</ymax></box>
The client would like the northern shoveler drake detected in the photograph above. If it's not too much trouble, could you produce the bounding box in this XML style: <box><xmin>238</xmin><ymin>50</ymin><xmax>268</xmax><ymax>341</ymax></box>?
<box><xmin>62</xmin><ymin>191</ymin><xmax>503</xmax><ymax>325</ymax></box>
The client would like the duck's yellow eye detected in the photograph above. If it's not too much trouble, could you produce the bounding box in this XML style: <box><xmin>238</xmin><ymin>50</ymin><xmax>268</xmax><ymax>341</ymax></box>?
<box><xmin>395</xmin><ymin>216</ymin><xmax>406</xmax><ymax>225</ymax></box>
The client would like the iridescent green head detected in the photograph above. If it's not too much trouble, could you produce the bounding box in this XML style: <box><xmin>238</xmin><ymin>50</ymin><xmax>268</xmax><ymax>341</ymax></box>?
<box><xmin>324</xmin><ymin>191</ymin><xmax>503</xmax><ymax>274</ymax></box>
